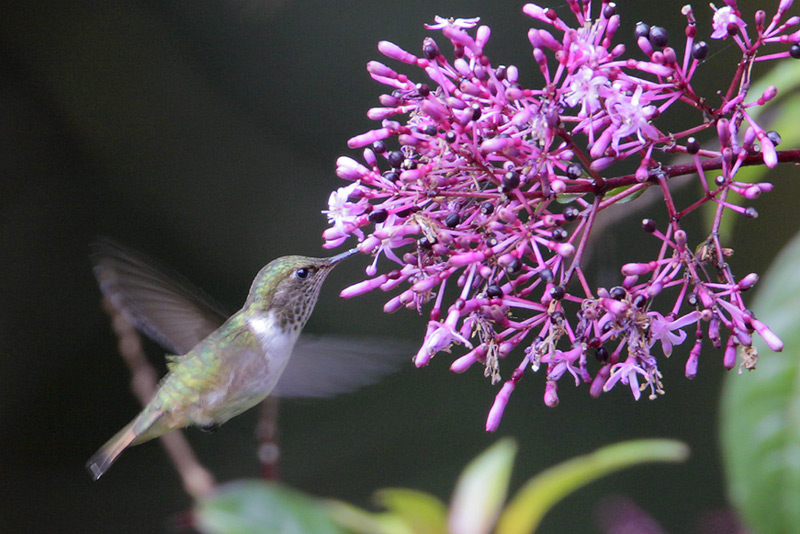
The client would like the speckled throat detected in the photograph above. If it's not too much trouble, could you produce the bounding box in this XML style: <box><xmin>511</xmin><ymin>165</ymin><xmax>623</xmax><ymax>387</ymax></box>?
<box><xmin>273</xmin><ymin>270</ymin><xmax>330</xmax><ymax>332</ymax></box>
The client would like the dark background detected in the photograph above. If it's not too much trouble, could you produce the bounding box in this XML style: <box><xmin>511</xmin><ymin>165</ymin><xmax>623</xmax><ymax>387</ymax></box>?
<box><xmin>1</xmin><ymin>1</ymin><xmax>798</xmax><ymax>532</ymax></box>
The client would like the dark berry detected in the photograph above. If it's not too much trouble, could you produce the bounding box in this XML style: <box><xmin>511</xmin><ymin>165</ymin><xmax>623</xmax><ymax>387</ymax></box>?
<box><xmin>368</xmin><ymin>209</ymin><xmax>388</xmax><ymax>224</ymax></box>
<box><xmin>563</xmin><ymin>206</ymin><xmax>580</xmax><ymax>221</ymax></box>
<box><xmin>609</xmin><ymin>286</ymin><xmax>626</xmax><ymax>300</ymax></box>
<box><xmin>502</xmin><ymin>171</ymin><xmax>520</xmax><ymax>190</ymax></box>
<box><xmin>505</xmin><ymin>258</ymin><xmax>522</xmax><ymax>274</ymax></box>
<box><xmin>634</xmin><ymin>21</ymin><xmax>650</xmax><ymax>39</ymax></box>
<box><xmin>539</xmin><ymin>268</ymin><xmax>554</xmax><ymax>284</ymax></box>
<box><xmin>692</xmin><ymin>41</ymin><xmax>709</xmax><ymax>60</ymax></box>
<box><xmin>550</xmin><ymin>285</ymin><xmax>565</xmax><ymax>300</ymax></box>
<box><xmin>416</xmin><ymin>83</ymin><xmax>431</xmax><ymax>97</ymax></box>
<box><xmin>791</xmin><ymin>44</ymin><xmax>800</xmax><ymax>59</ymax></box>
<box><xmin>422</xmin><ymin>39</ymin><xmax>439</xmax><ymax>60</ymax></box>
<box><xmin>552</xmin><ymin>227</ymin><xmax>568</xmax><ymax>242</ymax></box>
<box><xmin>445</xmin><ymin>212</ymin><xmax>460</xmax><ymax>228</ymax></box>
<box><xmin>418</xmin><ymin>236</ymin><xmax>435</xmax><ymax>249</ymax></box>
<box><xmin>766</xmin><ymin>130</ymin><xmax>782</xmax><ymax>146</ymax></box>
<box><xmin>471</xmin><ymin>103</ymin><xmax>482</xmax><ymax>121</ymax></box>
<box><xmin>566</xmin><ymin>163</ymin><xmax>582</xmax><ymax>179</ymax></box>
<box><xmin>387</xmin><ymin>151</ymin><xmax>404</xmax><ymax>169</ymax></box>
<box><xmin>649</xmin><ymin>26</ymin><xmax>669</xmax><ymax>48</ymax></box>
<box><xmin>480</xmin><ymin>201</ymin><xmax>494</xmax><ymax>215</ymax></box>
<box><xmin>642</xmin><ymin>219</ymin><xmax>656</xmax><ymax>233</ymax></box>
<box><xmin>486</xmin><ymin>284</ymin><xmax>503</xmax><ymax>298</ymax></box>
<box><xmin>401</xmin><ymin>159</ymin><xmax>417</xmax><ymax>170</ymax></box>
<box><xmin>686</xmin><ymin>137</ymin><xmax>700</xmax><ymax>154</ymax></box>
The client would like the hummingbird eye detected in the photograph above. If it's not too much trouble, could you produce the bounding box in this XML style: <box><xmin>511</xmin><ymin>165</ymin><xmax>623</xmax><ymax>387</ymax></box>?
<box><xmin>294</xmin><ymin>267</ymin><xmax>313</xmax><ymax>280</ymax></box>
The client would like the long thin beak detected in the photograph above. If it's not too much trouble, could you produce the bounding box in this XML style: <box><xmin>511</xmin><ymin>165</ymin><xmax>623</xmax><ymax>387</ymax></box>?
<box><xmin>327</xmin><ymin>247</ymin><xmax>360</xmax><ymax>266</ymax></box>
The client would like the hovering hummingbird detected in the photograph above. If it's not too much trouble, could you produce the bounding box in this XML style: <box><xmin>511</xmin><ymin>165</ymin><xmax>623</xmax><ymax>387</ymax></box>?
<box><xmin>86</xmin><ymin>240</ymin><xmax>402</xmax><ymax>480</ymax></box>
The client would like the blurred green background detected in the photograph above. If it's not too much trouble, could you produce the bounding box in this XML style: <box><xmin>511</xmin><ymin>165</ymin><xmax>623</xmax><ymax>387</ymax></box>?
<box><xmin>1</xmin><ymin>0</ymin><xmax>798</xmax><ymax>532</ymax></box>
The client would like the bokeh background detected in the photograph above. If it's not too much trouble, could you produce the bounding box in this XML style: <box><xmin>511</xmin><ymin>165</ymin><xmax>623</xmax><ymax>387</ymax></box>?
<box><xmin>1</xmin><ymin>0</ymin><xmax>798</xmax><ymax>532</ymax></box>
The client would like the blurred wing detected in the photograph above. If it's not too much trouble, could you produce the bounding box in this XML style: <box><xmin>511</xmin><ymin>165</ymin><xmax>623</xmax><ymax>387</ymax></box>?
<box><xmin>91</xmin><ymin>238</ymin><xmax>228</xmax><ymax>355</ymax></box>
<box><xmin>274</xmin><ymin>335</ymin><xmax>412</xmax><ymax>398</ymax></box>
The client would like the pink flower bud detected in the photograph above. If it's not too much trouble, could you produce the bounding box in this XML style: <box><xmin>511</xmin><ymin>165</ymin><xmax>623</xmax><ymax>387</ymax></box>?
<box><xmin>622</xmin><ymin>275</ymin><xmax>639</xmax><ymax>288</ymax></box>
<box><xmin>621</xmin><ymin>262</ymin><xmax>656</xmax><ymax>276</ymax></box>
<box><xmin>360</xmin><ymin>235</ymin><xmax>381</xmax><ymax>252</ymax></box>
<box><xmin>336</xmin><ymin>156</ymin><xmax>370</xmax><ymax>179</ymax></box>
<box><xmin>685</xmin><ymin>340</ymin><xmax>702</xmax><ymax>379</ymax></box>
<box><xmin>759</xmin><ymin>85</ymin><xmax>778</xmax><ymax>105</ymax></box>
<box><xmin>476</xmin><ymin>25</ymin><xmax>491</xmax><ymax>49</ymax></box>
<box><xmin>480</xmin><ymin>137</ymin><xmax>514</xmax><ymax>153</ymax></box>
<box><xmin>486</xmin><ymin>381</ymin><xmax>515</xmax><ymax>432</ymax></box>
<box><xmin>451</xmin><ymin>345</ymin><xmax>487</xmax><ymax>373</ymax></box>
<box><xmin>590</xmin><ymin>365</ymin><xmax>611</xmax><ymax>397</ymax></box>
<box><xmin>378</xmin><ymin>41</ymin><xmax>419</xmax><ymax>64</ymax></box>
<box><xmin>363</xmin><ymin>148</ymin><xmax>377</xmax><ymax>167</ymax></box>
<box><xmin>737</xmin><ymin>273</ymin><xmax>759</xmax><ymax>290</ymax></box>
<box><xmin>734</xmin><ymin>328</ymin><xmax>752</xmax><ymax>347</ymax></box>
<box><xmin>420</xmin><ymin>99</ymin><xmax>449</xmax><ymax>122</ymax></box>
<box><xmin>760</xmin><ymin>134</ymin><xmax>778</xmax><ymax>168</ymax></box>
<box><xmin>367</xmin><ymin>107</ymin><xmax>399</xmax><ymax>120</ymax></box>
<box><xmin>383</xmin><ymin>295</ymin><xmax>404</xmax><ymax>313</ymax></box>
<box><xmin>717</xmin><ymin>118</ymin><xmax>731</xmax><ymax>147</ymax></box>
<box><xmin>543</xmin><ymin>380</ymin><xmax>559</xmax><ymax>407</ymax></box>
<box><xmin>367</xmin><ymin>61</ymin><xmax>397</xmax><ymax>79</ymax></box>
<box><xmin>340</xmin><ymin>274</ymin><xmax>389</xmax><ymax>298</ymax></box>
<box><xmin>553</xmin><ymin>242</ymin><xmax>574</xmax><ymax>257</ymax></box>
<box><xmin>522</xmin><ymin>3</ymin><xmax>549</xmax><ymax>21</ymax></box>
<box><xmin>347</xmin><ymin>128</ymin><xmax>392</xmax><ymax>149</ymax></box>
<box><xmin>751</xmin><ymin>318</ymin><xmax>783</xmax><ymax>351</ymax></box>
<box><xmin>412</xmin><ymin>276</ymin><xmax>439</xmax><ymax>293</ymax></box>
<box><xmin>723</xmin><ymin>339</ymin><xmax>737</xmax><ymax>369</ymax></box>
<box><xmin>637</xmin><ymin>35</ymin><xmax>654</xmax><ymax>56</ymax></box>
<box><xmin>646</xmin><ymin>281</ymin><xmax>664</xmax><ymax>298</ymax></box>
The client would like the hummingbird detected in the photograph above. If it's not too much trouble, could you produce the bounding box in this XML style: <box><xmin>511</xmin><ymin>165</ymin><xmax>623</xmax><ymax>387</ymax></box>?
<box><xmin>86</xmin><ymin>239</ymin><xmax>402</xmax><ymax>480</ymax></box>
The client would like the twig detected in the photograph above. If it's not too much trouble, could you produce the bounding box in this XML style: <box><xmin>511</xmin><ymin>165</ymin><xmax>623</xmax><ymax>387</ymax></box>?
<box><xmin>256</xmin><ymin>397</ymin><xmax>281</xmax><ymax>480</ymax></box>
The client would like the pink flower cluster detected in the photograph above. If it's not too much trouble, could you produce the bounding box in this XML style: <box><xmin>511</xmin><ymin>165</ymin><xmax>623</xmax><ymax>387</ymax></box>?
<box><xmin>323</xmin><ymin>0</ymin><xmax>799</xmax><ymax>431</ymax></box>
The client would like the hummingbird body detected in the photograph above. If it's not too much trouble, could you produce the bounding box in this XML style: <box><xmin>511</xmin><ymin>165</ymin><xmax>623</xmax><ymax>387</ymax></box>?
<box><xmin>87</xmin><ymin>251</ymin><xmax>357</xmax><ymax>480</ymax></box>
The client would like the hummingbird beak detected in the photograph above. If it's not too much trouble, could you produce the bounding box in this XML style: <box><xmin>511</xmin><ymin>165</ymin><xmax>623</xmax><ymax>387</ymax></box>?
<box><xmin>327</xmin><ymin>247</ymin><xmax>360</xmax><ymax>266</ymax></box>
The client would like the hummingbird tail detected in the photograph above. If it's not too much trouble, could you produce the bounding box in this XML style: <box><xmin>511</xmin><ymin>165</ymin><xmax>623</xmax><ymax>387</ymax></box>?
<box><xmin>86</xmin><ymin>408</ymin><xmax>163</xmax><ymax>480</ymax></box>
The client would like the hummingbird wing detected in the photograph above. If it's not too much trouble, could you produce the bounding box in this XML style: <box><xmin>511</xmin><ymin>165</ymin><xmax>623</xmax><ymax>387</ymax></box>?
<box><xmin>91</xmin><ymin>238</ymin><xmax>228</xmax><ymax>355</ymax></box>
<box><xmin>273</xmin><ymin>335</ymin><xmax>412</xmax><ymax>398</ymax></box>
<box><xmin>92</xmin><ymin>239</ymin><xmax>411</xmax><ymax>397</ymax></box>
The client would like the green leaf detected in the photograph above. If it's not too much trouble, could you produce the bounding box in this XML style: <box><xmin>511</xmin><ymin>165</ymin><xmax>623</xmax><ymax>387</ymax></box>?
<box><xmin>603</xmin><ymin>184</ymin><xmax>646</xmax><ymax>204</ymax></box>
<box><xmin>720</xmin><ymin>229</ymin><xmax>800</xmax><ymax>533</ymax></box>
<box><xmin>326</xmin><ymin>498</ymin><xmax>413</xmax><ymax>534</ymax></box>
<box><xmin>195</xmin><ymin>480</ymin><xmax>348</xmax><ymax>534</ymax></box>
<box><xmin>326</xmin><ymin>489</ymin><xmax>447</xmax><ymax>534</ymax></box>
<box><xmin>374</xmin><ymin>488</ymin><xmax>448</xmax><ymax>534</ymax></box>
<box><xmin>496</xmin><ymin>439</ymin><xmax>689</xmax><ymax>534</ymax></box>
<box><xmin>448</xmin><ymin>438</ymin><xmax>518</xmax><ymax>534</ymax></box>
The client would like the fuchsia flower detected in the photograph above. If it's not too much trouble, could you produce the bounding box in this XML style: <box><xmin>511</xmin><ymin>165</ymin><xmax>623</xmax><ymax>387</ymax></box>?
<box><xmin>323</xmin><ymin>0</ymin><xmax>800</xmax><ymax>431</ymax></box>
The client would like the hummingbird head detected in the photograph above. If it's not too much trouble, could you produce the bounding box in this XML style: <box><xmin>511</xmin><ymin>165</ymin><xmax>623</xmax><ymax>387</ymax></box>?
<box><xmin>246</xmin><ymin>248</ymin><xmax>359</xmax><ymax>331</ymax></box>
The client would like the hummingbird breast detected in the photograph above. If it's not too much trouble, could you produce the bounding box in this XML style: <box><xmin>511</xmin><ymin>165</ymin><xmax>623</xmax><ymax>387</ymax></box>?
<box><xmin>154</xmin><ymin>310</ymin><xmax>301</xmax><ymax>430</ymax></box>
